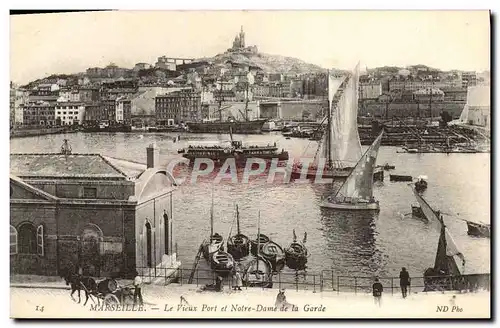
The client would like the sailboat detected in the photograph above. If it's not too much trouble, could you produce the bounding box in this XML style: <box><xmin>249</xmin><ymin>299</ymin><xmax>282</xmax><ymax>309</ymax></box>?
<box><xmin>291</xmin><ymin>64</ymin><xmax>384</xmax><ymax>181</ymax></box>
<box><xmin>187</xmin><ymin>74</ymin><xmax>267</xmax><ymax>134</ymax></box>
<box><xmin>227</xmin><ymin>205</ymin><xmax>251</xmax><ymax>260</ymax></box>
<box><xmin>412</xmin><ymin>188</ymin><xmax>466</xmax><ymax>291</ymax></box>
<box><xmin>202</xmin><ymin>189</ymin><xmax>224</xmax><ymax>260</ymax></box>
<box><xmin>320</xmin><ymin>130</ymin><xmax>384</xmax><ymax>211</ymax></box>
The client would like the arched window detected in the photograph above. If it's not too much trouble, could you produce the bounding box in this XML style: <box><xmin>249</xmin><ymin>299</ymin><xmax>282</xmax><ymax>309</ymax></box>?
<box><xmin>10</xmin><ymin>225</ymin><xmax>17</xmax><ymax>255</ymax></box>
<box><xmin>18</xmin><ymin>223</ymin><xmax>44</xmax><ymax>255</ymax></box>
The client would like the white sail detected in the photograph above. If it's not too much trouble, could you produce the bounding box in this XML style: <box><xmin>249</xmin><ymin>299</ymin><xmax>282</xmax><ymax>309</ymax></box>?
<box><xmin>459</xmin><ymin>88</ymin><xmax>471</xmax><ymax>123</ymax></box>
<box><xmin>330</xmin><ymin>63</ymin><xmax>363</xmax><ymax>166</ymax></box>
<box><xmin>318</xmin><ymin>75</ymin><xmax>344</xmax><ymax>160</ymax></box>
<box><xmin>332</xmin><ymin>130</ymin><xmax>383</xmax><ymax>200</ymax></box>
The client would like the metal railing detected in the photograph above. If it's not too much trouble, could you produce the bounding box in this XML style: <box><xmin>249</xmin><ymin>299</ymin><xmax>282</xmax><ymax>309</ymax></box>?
<box><xmin>135</xmin><ymin>265</ymin><xmax>490</xmax><ymax>294</ymax></box>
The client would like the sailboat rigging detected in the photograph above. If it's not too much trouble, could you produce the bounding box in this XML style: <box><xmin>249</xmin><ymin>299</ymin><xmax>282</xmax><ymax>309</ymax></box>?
<box><xmin>291</xmin><ymin>63</ymin><xmax>383</xmax><ymax>180</ymax></box>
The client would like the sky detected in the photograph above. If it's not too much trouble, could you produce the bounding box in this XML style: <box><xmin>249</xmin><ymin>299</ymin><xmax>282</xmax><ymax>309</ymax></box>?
<box><xmin>10</xmin><ymin>10</ymin><xmax>490</xmax><ymax>85</ymax></box>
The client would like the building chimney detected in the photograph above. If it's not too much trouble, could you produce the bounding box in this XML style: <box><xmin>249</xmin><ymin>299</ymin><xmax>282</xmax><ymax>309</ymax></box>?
<box><xmin>146</xmin><ymin>143</ymin><xmax>159</xmax><ymax>169</ymax></box>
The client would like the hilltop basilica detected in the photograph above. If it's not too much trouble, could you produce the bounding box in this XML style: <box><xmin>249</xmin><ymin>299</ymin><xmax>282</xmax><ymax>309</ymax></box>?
<box><xmin>227</xmin><ymin>26</ymin><xmax>258</xmax><ymax>53</ymax></box>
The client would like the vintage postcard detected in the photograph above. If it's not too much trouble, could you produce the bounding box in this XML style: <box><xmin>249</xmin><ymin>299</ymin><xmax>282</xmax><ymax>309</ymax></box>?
<box><xmin>9</xmin><ymin>10</ymin><xmax>491</xmax><ymax>319</ymax></box>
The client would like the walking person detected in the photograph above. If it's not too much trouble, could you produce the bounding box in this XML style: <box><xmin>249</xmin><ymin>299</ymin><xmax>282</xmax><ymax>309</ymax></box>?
<box><xmin>133</xmin><ymin>270</ymin><xmax>144</xmax><ymax>306</ymax></box>
<box><xmin>399</xmin><ymin>267</ymin><xmax>411</xmax><ymax>298</ymax></box>
<box><xmin>372</xmin><ymin>278</ymin><xmax>383</xmax><ymax>307</ymax></box>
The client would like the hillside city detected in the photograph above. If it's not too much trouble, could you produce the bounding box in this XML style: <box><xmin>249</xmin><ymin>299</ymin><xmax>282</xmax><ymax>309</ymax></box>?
<box><xmin>10</xmin><ymin>26</ymin><xmax>491</xmax><ymax>132</ymax></box>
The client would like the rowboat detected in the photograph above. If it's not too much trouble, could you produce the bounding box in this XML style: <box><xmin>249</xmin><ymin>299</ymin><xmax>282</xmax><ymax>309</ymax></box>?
<box><xmin>261</xmin><ymin>241</ymin><xmax>285</xmax><ymax>272</ymax></box>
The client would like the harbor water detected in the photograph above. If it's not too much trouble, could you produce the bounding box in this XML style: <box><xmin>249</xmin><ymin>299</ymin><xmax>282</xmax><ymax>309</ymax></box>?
<box><xmin>10</xmin><ymin>132</ymin><xmax>491</xmax><ymax>278</ymax></box>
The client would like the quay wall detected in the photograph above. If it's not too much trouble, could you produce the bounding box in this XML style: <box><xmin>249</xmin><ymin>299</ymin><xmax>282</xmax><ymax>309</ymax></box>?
<box><xmin>10</xmin><ymin>127</ymin><xmax>75</xmax><ymax>139</ymax></box>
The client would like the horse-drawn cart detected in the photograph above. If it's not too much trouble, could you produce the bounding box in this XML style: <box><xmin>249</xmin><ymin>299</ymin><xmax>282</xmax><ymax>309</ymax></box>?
<box><xmin>85</xmin><ymin>278</ymin><xmax>135</xmax><ymax>306</ymax></box>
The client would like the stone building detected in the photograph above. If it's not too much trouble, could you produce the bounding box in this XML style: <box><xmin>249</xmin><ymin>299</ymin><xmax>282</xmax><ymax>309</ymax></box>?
<box><xmin>155</xmin><ymin>89</ymin><xmax>201</xmax><ymax>124</ymax></box>
<box><xmin>21</xmin><ymin>101</ymin><xmax>56</xmax><ymax>126</ymax></box>
<box><xmin>10</xmin><ymin>144</ymin><xmax>180</xmax><ymax>279</ymax></box>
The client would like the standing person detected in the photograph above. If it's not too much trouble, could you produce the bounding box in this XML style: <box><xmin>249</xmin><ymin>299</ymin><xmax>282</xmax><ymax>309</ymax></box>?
<box><xmin>133</xmin><ymin>271</ymin><xmax>144</xmax><ymax>306</ymax></box>
<box><xmin>234</xmin><ymin>268</ymin><xmax>243</xmax><ymax>291</ymax></box>
<box><xmin>215</xmin><ymin>275</ymin><xmax>223</xmax><ymax>292</ymax></box>
<box><xmin>372</xmin><ymin>278</ymin><xmax>383</xmax><ymax>307</ymax></box>
<box><xmin>399</xmin><ymin>267</ymin><xmax>411</xmax><ymax>298</ymax></box>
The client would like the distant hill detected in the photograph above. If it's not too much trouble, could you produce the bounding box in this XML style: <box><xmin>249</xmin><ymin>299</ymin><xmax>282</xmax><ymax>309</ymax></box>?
<box><xmin>198</xmin><ymin>51</ymin><xmax>327</xmax><ymax>75</ymax></box>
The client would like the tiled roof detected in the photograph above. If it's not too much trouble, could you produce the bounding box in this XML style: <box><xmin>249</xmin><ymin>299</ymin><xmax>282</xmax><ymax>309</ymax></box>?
<box><xmin>10</xmin><ymin>153</ymin><xmax>130</xmax><ymax>180</ymax></box>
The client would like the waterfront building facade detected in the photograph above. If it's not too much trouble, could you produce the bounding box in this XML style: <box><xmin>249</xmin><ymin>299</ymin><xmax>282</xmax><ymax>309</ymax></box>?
<box><xmin>22</xmin><ymin>101</ymin><xmax>56</xmax><ymax>126</ymax></box>
<box><xmin>155</xmin><ymin>89</ymin><xmax>201</xmax><ymax>124</ymax></box>
<box><xmin>116</xmin><ymin>97</ymin><xmax>132</xmax><ymax>123</ymax></box>
<box><xmin>359</xmin><ymin>82</ymin><xmax>383</xmax><ymax>100</ymax></box>
<box><xmin>55</xmin><ymin>102</ymin><xmax>85</xmax><ymax>125</ymax></box>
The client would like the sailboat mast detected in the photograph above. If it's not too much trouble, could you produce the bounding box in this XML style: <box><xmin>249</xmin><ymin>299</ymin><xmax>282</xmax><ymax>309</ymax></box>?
<box><xmin>236</xmin><ymin>204</ymin><xmax>240</xmax><ymax>235</ymax></box>
<box><xmin>210</xmin><ymin>186</ymin><xmax>214</xmax><ymax>237</ymax></box>
<box><xmin>245</xmin><ymin>81</ymin><xmax>250</xmax><ymax>121</ymax></box>
<box><xmin>257</xmin><ymin>211</ymin><xmax>261</xmax><ymax>271</ymax></box>
<box><xmin>326</xmin><ymin>72</ymin><xmax>333</xmax><ymax>168</ymax></box>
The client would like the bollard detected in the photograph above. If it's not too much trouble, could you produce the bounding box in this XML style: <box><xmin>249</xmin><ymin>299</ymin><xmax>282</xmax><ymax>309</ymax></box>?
<box><xmin>337</xmin><ymin>276</ymin><xmax>339</xmax><ymax>294</ymax></box>
<box><xmin>354</xmin><ymin>277</ymin><xmax>357</xmax><ymax>294</ymax></box>
<box><xmin>391</xmin><ymin>278</ymin><xmax>394</xmax><ymax>295</ymax></box>
<box><xmin>313</xmin><ymin>275</ymin><xmax>316</xmax><ymax>293</ymax></box>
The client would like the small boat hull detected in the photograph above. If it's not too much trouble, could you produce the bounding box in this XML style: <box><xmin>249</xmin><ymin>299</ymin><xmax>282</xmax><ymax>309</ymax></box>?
<box><xmin>390</xmin><ymin>174</ymin><xmax>413</xmax><ymax>182</ymax></box>
<box><xmin>412</xmin><ymin>205</ymin><xmax>429</xmax><ymax>223</ymax></box>
<box><xmin>415</xmin><ymin>180</ymin><xmax>428</xmax><ymax>192</ymax></box>
<box><xmin>202</xmin><ymin>234</ymin><xmax>224</xmax><ymax>260</ymax></box>
<box><xmin>240</xmin><ymin>255</ymin><xmax>273</xmax><ymax>288</ymax></box>
<box><xmin>320</xmin><ymin>200</ymin><xmax>380</xmax><ymax>211</ymax></box>
<box><xmin>211</xmin><ymin>251</ymin><xmax>235</xmax><ymax>277</ymax></box>
<box><xmin>466</xmin><ymin>221</ymin><xmax>490</xmax><ymax>238</ymax></box>
<box><xmin>261</xmin><ymin>241</ymin><xmax>286</xmax><ymax>272</ymax></box>
<box><xmin>250</xmin><ymin>234</ymin><xmax>270</xmax><ymax>256</ymax></box>
<box><xmin>284</xmin><ymin>242</ymin><xmax>308</xmax><ymax>271</ymax></box>
<box><xmin>227</xmin><ymin>234</ymin><xmax>250</xmax><ymax>260</ymax></box>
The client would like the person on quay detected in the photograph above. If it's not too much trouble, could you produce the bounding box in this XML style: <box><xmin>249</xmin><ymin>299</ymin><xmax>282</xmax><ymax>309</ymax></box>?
<box><xmin>233</xmin><ymin>268</ymin><xmax>243</xmax><ymax>291</ymax></box>
<box><xmin>372</xmin><ymin>278</ymin><xmax>383</xmax><ymax>307</ymax></box>
<box><xmin>133</xmin><ymin>270</ymin><xmax>144</xmax><ymax>306</ymax></box>
<box><xmin>399</xmin><ymin>267</ymin><xmax>411</xmax><ymax>298</ymax></box>
<box><xmin>215</xmin><ymin>275</ymin><xmax>223</xmax><ymax>292</ymax></box>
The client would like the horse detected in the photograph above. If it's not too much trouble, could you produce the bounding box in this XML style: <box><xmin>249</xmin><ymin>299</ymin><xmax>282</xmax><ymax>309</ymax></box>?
<box><xmin>60</xmin><ymin>268</ymin><xmax>97</xmax><ymax>306</ymax></box>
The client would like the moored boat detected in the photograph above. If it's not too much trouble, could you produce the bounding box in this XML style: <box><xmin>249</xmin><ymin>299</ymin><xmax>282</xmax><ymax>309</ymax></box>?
<box><xmin>382</xmin><ymin>163</ymin><xmax>396</xmax><ymax>170</ymax></box>
<box><xmin>179</xmin><ymin>127</ymin><xmax>289</xmax><ymax>164</ymax></box>
<box><xmin>284</xmin><ymin>230</ymin><xmax>308</xmax><ymax>271</ymax></box>
<box><xmin>415</xmin><ymin>175</ymin><xmax>428</xmax><ymax>192</ymax></box>
<box><xmin>187</xmin><ymin>119</ymin><xmax>267</xmax><ymax>134</ymax></box>
<box><xmin>210</xmin><ymin>251</ymin><xmax>235</xmax><ymax>277</ymax></box>
<box><xmin>202</xmin><ymin>233</ymin><xmax>224</xmax><ymax>260</ymax></box>
<box><xmin>227</xmin><ymin>205</ymin><xmax>251</xmax><ymax>260</ymax></box>
<box><xmin>261</xmin><ymin>241</ymin><xmax>285</xmax><ymax>272</ymax></box>
<box><xmin>390</xmin><ymin>174</ymin><xmax>413</xmax><ymax>182</ymax></box>
<box><xmin>466</xmin><ymin>221</ymin><xmax>490</xmax><ymax>238</ymax></box>
<box><xmin>250</xmin><ymin>234</ymin><xmax>270</xmax><ymax>256</ymax></box>
<box><xmin>240</xmin><ymin>255</ymin><xmax>273</xmax><ymax>288</ymax></box>
<box><xmin>202</xmin><ymin>188</ymin><xmax>224</xmax><ymax>260</ymax></box>
<box><xmin>411</xmin><ymin>205</ymin><xmax>429</xmax><ymax>223</ymax></box>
